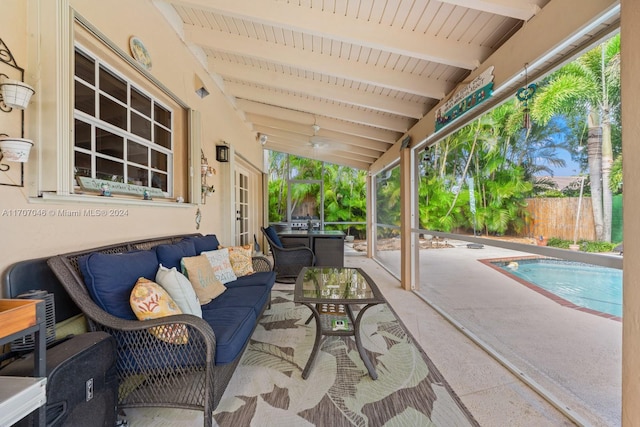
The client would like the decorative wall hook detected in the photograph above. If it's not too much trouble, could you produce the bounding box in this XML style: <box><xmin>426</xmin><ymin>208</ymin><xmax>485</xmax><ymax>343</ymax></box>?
<box><xmin>0</xmin><ymin>133</ymin><xmax>8</xmax><ymax>171</ymax></box>
<box><xmin>0</xmin><ymin>38</ymin><xmax>32</xmax><ymax>187</ymax></box>
<box><xmin>200</xmin><ymin>149</ymin><xmax>216</xmax><ymax>204</ymax></box>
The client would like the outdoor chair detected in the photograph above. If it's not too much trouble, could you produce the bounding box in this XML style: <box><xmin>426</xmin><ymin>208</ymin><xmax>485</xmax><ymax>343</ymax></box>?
<box><xmin>261</xmin><ymin>226</ymin><xmax>315</xmax><ymax>283</ymax></box>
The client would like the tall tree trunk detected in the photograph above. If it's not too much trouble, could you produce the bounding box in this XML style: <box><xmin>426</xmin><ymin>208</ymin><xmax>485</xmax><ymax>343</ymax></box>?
<box><xmin>444</xmin><ymin>123</ymin><xmax>479</xmax><ymax>218</ymax></box>
<box><xmin>600</xmin><ymin>42</ymin><xmax>613</xmax><ymax>243</ymax></box>
<box><xmin>587</xmin><ymin>121</ymin><xmax>604</xmax><ymax>241</ymax></box>
<box><xmin>439</xmin><ymin>140</ymin><xmax>449</xmax><ymax>178</ymax></box>
<box><xmin>601</xmin><ymin>113</ymin><xmax>613</xmax><ymax>242</ymax></box>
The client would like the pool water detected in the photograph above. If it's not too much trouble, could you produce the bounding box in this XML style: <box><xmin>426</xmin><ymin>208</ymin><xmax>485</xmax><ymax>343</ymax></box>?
<box><xmin>495</xmin><ymin>259</ymin><xmax>622</xmax><ymax>317</ymax></box>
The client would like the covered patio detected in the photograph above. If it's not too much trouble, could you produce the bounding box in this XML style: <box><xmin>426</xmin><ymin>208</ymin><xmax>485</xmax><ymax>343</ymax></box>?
<box><xmin>1</xmin><ymin>0</ymin><xmax>638</xmax><ymax>425</ymax></box>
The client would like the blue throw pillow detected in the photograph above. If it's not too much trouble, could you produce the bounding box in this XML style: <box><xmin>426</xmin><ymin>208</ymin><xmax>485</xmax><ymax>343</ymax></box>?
<box><xmin>78</xmin><ymin>250</ymin><xmax>159</xmax><ymax>320</ymax></box>
<box><xmin>264</xmin><ymin>226</ymin><xmax>283</xmax><ymax>248</ymax></box>
<box><xmin>155</xmin><ymin>239</ymin><xmax>197</xmax><ymax>270</ymax></box>
<box><xmin>186</xmin><ymin>234</ymin><xmax>220</xmax><ymax>253</ymax></box>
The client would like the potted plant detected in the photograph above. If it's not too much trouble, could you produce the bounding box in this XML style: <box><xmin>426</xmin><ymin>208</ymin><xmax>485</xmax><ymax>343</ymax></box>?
<box><xmin>202</xmin><ymin>184</ymin><xmax>215</xmax><ymax>196</ymax></box>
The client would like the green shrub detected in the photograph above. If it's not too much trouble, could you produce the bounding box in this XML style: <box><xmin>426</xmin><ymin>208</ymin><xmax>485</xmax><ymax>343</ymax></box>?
<box><xmin>538</xmin><ymin>190</ymin><xmax>565</xmax><ymax>198</ymax></box>
<box><xmin>546</xmin><ymin>237</ymin><xmax>617</xmax><ymax>253</ymax></box>
<box><xmin>579</xmin><ymin>240</ymin><xmax>617</xmax><ymax>253</ymax></box>
<box><xmin>547</xmin><ymin>237</ymin><xmax>570</xmax><ymax>248</ymax></box>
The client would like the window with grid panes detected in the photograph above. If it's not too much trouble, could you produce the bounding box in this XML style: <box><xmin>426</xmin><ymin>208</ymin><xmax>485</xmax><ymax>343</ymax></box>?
<box><xmin>73</xmin><ymin>46</ymin><xmax>173</xmax><ymax>194</ymax></box>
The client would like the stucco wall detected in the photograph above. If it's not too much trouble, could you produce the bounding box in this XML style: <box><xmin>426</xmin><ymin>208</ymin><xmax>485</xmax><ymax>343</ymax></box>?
<box><xmin>0</xmin><ymin>0</ymin><xmax>263</xmax><ymax>275</ymax></box>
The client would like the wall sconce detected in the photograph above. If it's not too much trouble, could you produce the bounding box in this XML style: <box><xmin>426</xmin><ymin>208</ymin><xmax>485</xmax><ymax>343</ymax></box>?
<box><xmin>216</xmin><ymin>143</ymin><xmax>229</xmax><ymax>162</ymax></box>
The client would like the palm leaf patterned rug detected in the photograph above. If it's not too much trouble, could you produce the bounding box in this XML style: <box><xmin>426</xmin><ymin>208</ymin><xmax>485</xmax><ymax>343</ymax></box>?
<box><xmin>213</xmin><ymin>290</ymin><xmax>479</xmax><ymax>426</ymax></box>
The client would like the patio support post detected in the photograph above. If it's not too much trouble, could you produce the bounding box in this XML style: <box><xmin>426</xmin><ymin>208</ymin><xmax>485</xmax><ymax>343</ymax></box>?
<box><xmin>621</xmin><ymin>0</ymin><xmax>640</xmax><ymax>423</ymax></box>
<box><xmin>399</xmin><ymin>142</ymin><xmax>413</xmax><ymax>291</ymax></box>
<box><xmin>366</xmin><ymin>172</ymin><xmax>374</xmax><ymax>258</ymax></box>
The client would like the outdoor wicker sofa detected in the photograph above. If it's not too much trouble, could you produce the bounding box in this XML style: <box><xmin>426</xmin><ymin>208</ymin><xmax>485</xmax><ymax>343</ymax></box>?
<box><xmin>42</xmin><ymin>233</ymin><xmax>275</xmax><ymax>427</ymax></box>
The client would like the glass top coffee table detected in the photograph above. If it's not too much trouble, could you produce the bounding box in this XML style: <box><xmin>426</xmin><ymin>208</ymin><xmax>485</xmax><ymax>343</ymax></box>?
<box><xmin>294</xmin><ymin>266</ymin><xmax>386</xmax><ymax>379</ymax></box>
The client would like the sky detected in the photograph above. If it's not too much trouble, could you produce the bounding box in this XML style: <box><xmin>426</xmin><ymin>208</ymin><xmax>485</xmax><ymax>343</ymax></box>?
<box><xmin>544</xmin><ymin>116</ymin><xmax>585</xmax><ymax>177</ymax></box>
<box><xmin>553</xmin><ymin>150</ymin><xmax>583</xmax><ymax>176</ymax></box>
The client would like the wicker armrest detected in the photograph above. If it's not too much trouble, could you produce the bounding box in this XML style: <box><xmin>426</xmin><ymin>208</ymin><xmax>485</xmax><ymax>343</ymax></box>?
<box><xmin>275</xmin><ymin>245</ymin><xmax>315</xmax><ymax>261</ymax></box>
<box><xmin>112</xmin><ymin>313</ymin><xmax>216</xmax><ymax>340</ymax></box>
<box><xmin>252</xmin><ymin>255</ymin><xmax>273</xmax><ymax>272</ymax></box>
<box><xmin>278</xmin><ymin>245</ymin><xmax>313</xmax><ymax>254</ymax></box>
<box><xmin>282</xmin><ymin>242</ymin><xmax>307</xmax><ymax>249</ymax></box>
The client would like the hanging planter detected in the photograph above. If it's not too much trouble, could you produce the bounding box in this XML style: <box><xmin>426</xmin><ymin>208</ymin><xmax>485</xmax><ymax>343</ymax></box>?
<box><xmin>201</xmin><ymin>184</ymin><xmax>215</xmax><ymax>196</ymax></box>
<box><xmin>0</xmin><ymin>79</ymin><xmax>35</xmax><ymax>109</ymax></box>
<box><xmin>0</xmin><ymin>137</ymin><xmax>33</xmax><ymax>162</ymax></box>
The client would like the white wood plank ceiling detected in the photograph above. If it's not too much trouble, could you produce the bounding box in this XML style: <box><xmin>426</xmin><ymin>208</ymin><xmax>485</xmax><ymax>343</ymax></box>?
<box><xmin>155</xmin><ymin>0</ymin><xmax>550</xmax><ymax>169</ymax></box>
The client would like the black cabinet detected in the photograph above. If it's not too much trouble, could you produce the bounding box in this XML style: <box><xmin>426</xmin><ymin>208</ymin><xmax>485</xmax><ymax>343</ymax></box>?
<box><xmin>278</xmin><ymin>230</ymin><xmax>345</xmax><ymax>267</ymax></box>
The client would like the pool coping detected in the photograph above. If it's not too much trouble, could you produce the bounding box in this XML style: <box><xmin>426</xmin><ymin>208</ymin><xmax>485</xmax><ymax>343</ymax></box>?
<box><xmin>479</xmin><ymin>256</ymin><xmax>622</xmax><ymax>322</ymax></box>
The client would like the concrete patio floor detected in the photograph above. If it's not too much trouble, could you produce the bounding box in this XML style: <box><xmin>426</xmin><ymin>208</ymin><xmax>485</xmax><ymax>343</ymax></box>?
<box><xmin>125</xmin><ymin>243</ymin><xmax>620</xmax><ymax>426</ymax></box>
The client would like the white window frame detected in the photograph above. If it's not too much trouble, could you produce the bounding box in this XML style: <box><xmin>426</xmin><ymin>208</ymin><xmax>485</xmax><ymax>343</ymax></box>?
<box><xmin>33</xmin><ymin>7</ymin><xmax>199</xmax><ymax>207</ymax></box>
<box><xmin>73</xmin><ymin>44</ymin><xmax>174</xmax><ymax>197</ymax></box>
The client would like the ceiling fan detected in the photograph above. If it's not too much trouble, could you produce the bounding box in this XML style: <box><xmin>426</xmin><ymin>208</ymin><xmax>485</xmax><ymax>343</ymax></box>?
<box><xmin>308</xmin><ymin>123</ymin><xmax>334</xmax><ymax>150</ymax></box>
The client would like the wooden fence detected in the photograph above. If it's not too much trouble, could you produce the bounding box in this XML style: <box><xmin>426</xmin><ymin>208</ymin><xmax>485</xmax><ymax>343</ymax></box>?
<box><xmin>524</xmin><ymin>197</ymin><xmax>596</xmax><ymax>241</ymax></box>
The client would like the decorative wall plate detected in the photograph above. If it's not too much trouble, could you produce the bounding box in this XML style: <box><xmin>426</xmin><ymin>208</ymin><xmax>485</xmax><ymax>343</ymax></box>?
<box><xmin>129</xmin><ymin>36</ymin><xmax>152</xmax><ymax>70</ymax></box>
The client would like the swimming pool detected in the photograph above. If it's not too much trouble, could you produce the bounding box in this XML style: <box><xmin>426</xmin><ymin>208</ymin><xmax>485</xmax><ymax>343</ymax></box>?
<box><xmin>491</xmin><ymin>258</ymin><xmax>622</xmax><ymax>318</ymax></box>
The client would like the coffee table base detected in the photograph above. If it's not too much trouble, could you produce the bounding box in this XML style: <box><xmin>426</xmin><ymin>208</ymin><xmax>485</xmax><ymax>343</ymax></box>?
<box><xmin>300</xmin><ymin>302</ymin><xmax>379</xmax><ymax>380</ymax></box>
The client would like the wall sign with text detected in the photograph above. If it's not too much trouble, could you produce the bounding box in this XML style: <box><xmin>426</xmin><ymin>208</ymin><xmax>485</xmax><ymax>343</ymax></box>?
<box><xmin>435</xmin><ymin>66</ymin><xmax>494</xmax><ymax>132</ymax></box>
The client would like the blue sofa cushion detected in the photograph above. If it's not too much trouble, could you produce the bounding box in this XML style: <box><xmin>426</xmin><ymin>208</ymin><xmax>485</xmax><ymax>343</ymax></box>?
<box><xmin>201</xmin><ymin>307</ymin><xmax>256</xmax><ymax>365</ymax></box>
<box><xmin>186</xmin><ymin>234</ymin><xmax>220</xmax><ymax>253</ymax></box>
<box><xmin>203</xmin><ymin>285</ymin><xmax>270</xmax><ymax>317</ymax></box>
<box><xmin>227</xmin><ymin>271</ymin><xmax>276</xmax><ymax>291</ymax></box>
<box><xmin>155</xmin><ymin>239</ymin><xmax>196</xmax><ymax>270</ymax></box>
<box><xmin>264</xmin><ymin>226</ymin><xmax>283</xmax><ymax>248</ymax></box>
<box><xmin>78</xmin><ymin>250</ymin><xmax>159</xmax><ymax>320</ymax></box>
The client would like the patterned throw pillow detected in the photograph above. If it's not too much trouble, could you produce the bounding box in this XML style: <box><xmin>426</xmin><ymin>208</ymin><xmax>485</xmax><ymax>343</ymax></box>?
<box><xmin>155</xmin><ymin>264</ymin><xmax>202</xmax><ymax>317</ymax></box>
<box><xmin>180</xmin><ymin>255</ymin><xmax>227</xmax><ymax>304</ymax></box>
<box><xmin>130</xmin><ymin>278</ymin><xmax>188</xmax><ymax>345</ymax></box>
<box><xmin>227</xmin><ymin>244</ymin><xmax>254</xmax><ymax>277</ymax></box>
<box><xmin>201</xmin><ymin>248</ymin><xmax>238</xmax><ymax>284</ymax></box>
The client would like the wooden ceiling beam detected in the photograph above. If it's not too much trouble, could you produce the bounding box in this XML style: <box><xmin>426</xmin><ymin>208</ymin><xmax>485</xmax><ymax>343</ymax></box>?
<box><xmin>211</xmin><ymin>60</ymin><xmax>427</xmax><ymax>119</ymax></box>
<box><xmin>185</xmin><ymin>25</ymin><xmax>450</xmax><ymax>98</ymax></box>
<box><xmin>226</xmin><ymin>82</ymin><xmax>414</xmax><ymax>132</ymax></box>
<box><xmin>240</xmin><ymin>104</ymin><xmax>401</xmax><ymax>143</ymax></box>
<box><xmin>439</xmin><ymin>0</ymin><xmax>541</xmax><ymax>21</ymax></box>
<box><xmin>173</xmin><ymin>0</ymin><xmax>489</xmax><ymax>69</ymax></box>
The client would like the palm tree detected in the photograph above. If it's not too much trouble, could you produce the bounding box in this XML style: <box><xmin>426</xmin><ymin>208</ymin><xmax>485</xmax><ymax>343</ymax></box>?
<box><xmin>440</xmin><ymin>114</ymin><xmax>498</xmax><ymax>218</ymax></box>
<box><xmin>323</xmin><ymin>165</ymin><xmax>367</xmax><ymax>237</ymax></box>
<box><xmin>418</xmin><ymin>108</ymin><xmax>533</xmax><ymax>235</ymax></box>
<box><xmin>375</xmin><ymin>167</ymin><xmax>402</xmax><ymax>237</ymax></box>
<box><xmin>531</xmin><ymin>34</ymin><xmax>620</xmax><ymax>241</ymax></box>
<box><xmin>267</xmin><ymin>151</ymin><xmax>288</xmax><ymax>222</ymax></box>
